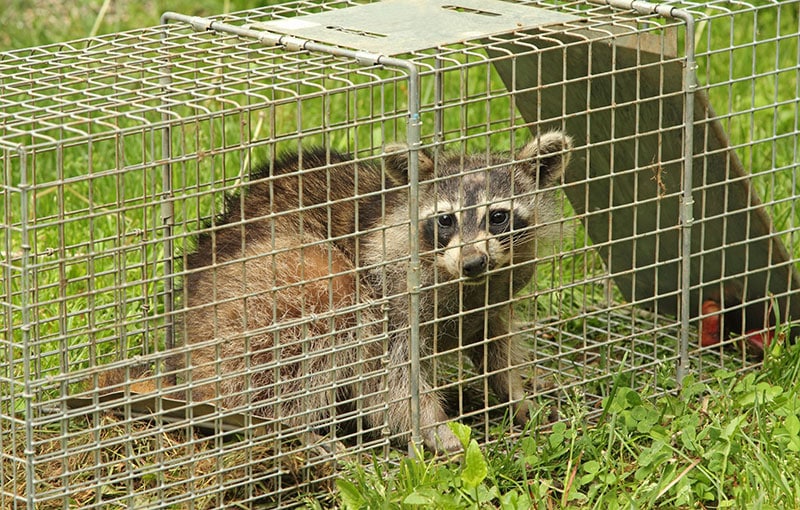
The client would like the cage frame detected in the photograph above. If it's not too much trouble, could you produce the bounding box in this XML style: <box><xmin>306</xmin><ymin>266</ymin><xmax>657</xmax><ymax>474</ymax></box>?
<box><xmin>2</xmin><ymin>0</ymin><xmax>799</xmax><ymax>507</ymax></box>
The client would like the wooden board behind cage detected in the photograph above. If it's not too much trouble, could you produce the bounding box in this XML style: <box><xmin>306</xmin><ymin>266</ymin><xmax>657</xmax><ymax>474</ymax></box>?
<box><xmin>489</xmin><ymin>26</ymin><xmax>800</xmax><ymax>334</ymax></box>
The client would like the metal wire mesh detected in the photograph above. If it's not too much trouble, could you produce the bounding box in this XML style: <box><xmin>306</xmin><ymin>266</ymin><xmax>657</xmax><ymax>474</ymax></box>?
<box><xmin>2</xmin><ymin>0</ymin><xmax>798</xmax><ymax>507</ymax></box>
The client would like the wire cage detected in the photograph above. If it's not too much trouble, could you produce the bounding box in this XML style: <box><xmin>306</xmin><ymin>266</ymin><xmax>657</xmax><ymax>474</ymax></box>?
<box><xmin>2</xmin><ymin>0</ymin><xmax>798</xmax><ymax>507</ymax></box>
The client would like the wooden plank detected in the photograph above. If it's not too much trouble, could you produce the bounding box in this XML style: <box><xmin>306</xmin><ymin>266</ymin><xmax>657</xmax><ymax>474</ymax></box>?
<box><xmin>489</xmin><ymin>26</ymin><xmax>800</xmax><ymax>333</ymax></box>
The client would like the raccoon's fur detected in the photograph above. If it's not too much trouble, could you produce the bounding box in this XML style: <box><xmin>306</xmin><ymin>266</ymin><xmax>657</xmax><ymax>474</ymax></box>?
<box><xmin>175</xmin><ymin>133</ymin><xmax>571</xmax><ymax>453</ymax></box>
<box><xmin>177</xmin><ymin>149</ymin><xmax>393</xmax><ymax>437</ymax></box>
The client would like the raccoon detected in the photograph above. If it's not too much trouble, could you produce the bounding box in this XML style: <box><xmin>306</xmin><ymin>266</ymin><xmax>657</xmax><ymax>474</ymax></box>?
<box><xmin>362</xmin><ymin>132</ymin><xmax>572</xmax><ymax>452</ymax></box>
<box><xmin>174</xmin><ymin>132</ymin><xmax>571</xmax><ymax>453</ymax></box>
<box><xmin>176</xmin><ymin>149</ymin><xmax>395</xmax><ymax>439</ymax></box>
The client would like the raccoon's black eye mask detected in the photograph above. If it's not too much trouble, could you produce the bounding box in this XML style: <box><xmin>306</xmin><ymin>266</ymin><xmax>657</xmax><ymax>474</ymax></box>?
<box><xmin>427</xmin><ymin>208</ymin><xmax>515</xmax><ymax>248</ymax></box>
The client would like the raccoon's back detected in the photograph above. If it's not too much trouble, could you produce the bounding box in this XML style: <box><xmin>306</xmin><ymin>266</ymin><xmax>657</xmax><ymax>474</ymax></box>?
<box><xmin>186</xmin><ymin>148</ymin><xmax>390</xmax><ymax>273</ymax></box>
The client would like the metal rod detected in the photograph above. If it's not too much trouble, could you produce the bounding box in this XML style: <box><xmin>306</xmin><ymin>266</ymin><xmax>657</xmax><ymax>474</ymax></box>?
<box><xmin>158</xmin><ymin>14</ymin><xmax>176</xmax><ymax>355</ymax></box>
<box><xmin>17</xmin><ymin>147</ymin><xmax>35</xmax><ymax>510</ymax></box>
<box><xmin>672</xmin><ymin>7</ymin><xmax>698</xmax><ymax>389</ymax></box>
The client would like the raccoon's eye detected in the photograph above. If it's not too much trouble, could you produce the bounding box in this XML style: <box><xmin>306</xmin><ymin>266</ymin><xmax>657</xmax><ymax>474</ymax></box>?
<box><xmin>437</xmin><ymin>214</ymin><xmax>455</xmax><ymax>229</ymax></box>
<box><xmin>489</xmin><ymin>210</ymin><xmax>510</xmax><ymax>227</ymax></box>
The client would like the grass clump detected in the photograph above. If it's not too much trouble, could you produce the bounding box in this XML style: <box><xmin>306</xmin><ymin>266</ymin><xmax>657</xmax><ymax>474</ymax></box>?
<box><xmin>2</xmin><ymin>412</ymin><xmax>344</xmax><ymax>509</ymax></box>
<box><xmin>336</xmin><ymin>325</ymin><xmax>800</xmax><ymax>509</ymax></box>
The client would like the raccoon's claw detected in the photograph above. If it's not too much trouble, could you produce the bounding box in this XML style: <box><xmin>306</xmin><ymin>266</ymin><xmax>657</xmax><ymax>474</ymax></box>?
<box><xmin>513</xmin><ymin>399</ymin><xmax>559</xmax><ymax>427</ymax></box>
<box><xmin>513</xmin><ymin>399</ymin><xmax>538</xmax><ymax>426</ymax></box>
<box><xmin>302</xmin><ymin>432</ymin><xmax>349</xmax><ymax>458</ymax></box>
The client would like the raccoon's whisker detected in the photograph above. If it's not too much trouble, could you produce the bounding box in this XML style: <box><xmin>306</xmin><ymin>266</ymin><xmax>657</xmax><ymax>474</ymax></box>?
<box><xmin>418</xmin><ymin>253</ymin><xmax>438</xmax><ymax>265</ymax></box>
<box><xmin>512</xmin><ymin>228</ymin><xmax>559</xmax><ymax>246</ymax></box>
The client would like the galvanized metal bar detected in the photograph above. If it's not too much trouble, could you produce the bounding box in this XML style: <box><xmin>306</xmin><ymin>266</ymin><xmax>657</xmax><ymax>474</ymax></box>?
<box><xmin>16</xmin><ymin>147</ymin><xmax>35</xmax><ymax>510</ymax></box>
<box><xmin>158</xmin><ymin>13</ymin><xmax>176</xmax><ymax>356</ymax></box>
<box><xmin>402</xmin><ymin>66</ymin><xmax>424</xmax><ymax>456</ymax></box>
<box><xmin>672</xmin><ymin>7</ymin><xmax>698</xmax><ymax>388</ymax></box>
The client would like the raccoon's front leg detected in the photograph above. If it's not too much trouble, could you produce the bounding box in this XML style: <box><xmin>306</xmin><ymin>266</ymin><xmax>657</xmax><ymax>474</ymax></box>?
<box><xmin>385</xmin><ymin>340</ymin><xmax>462</xmax><ymax>453</ymax></box>
<box><xmin>471</xmin><ymin>320</ymin><xmax>535</xmax><ymax>426</ymax></box>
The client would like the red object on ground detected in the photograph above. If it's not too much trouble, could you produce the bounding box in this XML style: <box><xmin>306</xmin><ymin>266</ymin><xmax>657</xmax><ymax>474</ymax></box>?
<box><xmin>745</xmin><ymin>328</ymin><xmax>774</xmax><ymax>353</ymax></box>
<box><xmin>700</xmin><ymin>299</ymin><xmax>722</xmax><ymax>346</ymax></box>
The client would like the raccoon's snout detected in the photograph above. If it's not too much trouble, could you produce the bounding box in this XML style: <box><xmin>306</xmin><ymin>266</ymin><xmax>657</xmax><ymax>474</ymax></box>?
<box><xmin>462</xmin><ymin>252</ymin><xmax>488</xmax><ymax>278</ymax></box>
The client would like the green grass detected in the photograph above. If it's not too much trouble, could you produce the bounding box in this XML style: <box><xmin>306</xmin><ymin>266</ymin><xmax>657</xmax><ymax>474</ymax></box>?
<box><xmin>336</xmin><ymin>328</ymin><xmax>800</xmax><ymax>509</ymax></box>
<box><xmin>2</xmin><ymin>0</ymin><xmax>800</xmax><ymax>508</ymax></box>
<box><xmin>0</xmin><ymin>0</ymin><xmax>268</xmax><ymax>50</ymax></box>
<box><xmin>695</xmin><ymin>1</ymin><xmax>800</xmax><ymax>251</ymax></box>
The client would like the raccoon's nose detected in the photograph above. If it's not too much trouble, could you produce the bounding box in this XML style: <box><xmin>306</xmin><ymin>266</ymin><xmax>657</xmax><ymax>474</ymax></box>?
<box><xmin>462</xmin><ymin>253</ymin><xmax>488</xmax><ymax>278</ymax></box>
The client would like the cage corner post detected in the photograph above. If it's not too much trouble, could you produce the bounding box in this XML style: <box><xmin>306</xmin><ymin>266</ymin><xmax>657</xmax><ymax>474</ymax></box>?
<box><xmin>672</xmin><ymin>5</ymin><xmax>698</xmax><ymax>389</ymax></box>
<box><xmin>397</xmin><ymin>60</ymin><xmax>424</xmax><ymax>457</ymax></box>
<box><xmin>157</xmin><ymin>16</ymin><xmax>176</xmax><ymax>356</ymax></box>
<box><xmin>15</xmin><ymin>146</ymin><xmax>37</xmax><ymax>510</ymax></box>
<box><xmin>585</xmin><ymin>0</ymin><xmax>700</xmax><ymax>389</ymax></box>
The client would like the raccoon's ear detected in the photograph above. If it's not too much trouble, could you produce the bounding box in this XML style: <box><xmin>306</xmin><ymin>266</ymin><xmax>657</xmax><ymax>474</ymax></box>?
<box><xmin>518</xmin><ymin>131</ymin><xmax>573</xmax><ymax>186</ymax></box>
<box><xmin>383</xmin><ymin>143</ymin><xmax>435</xmax><ymax>186</ymax></box>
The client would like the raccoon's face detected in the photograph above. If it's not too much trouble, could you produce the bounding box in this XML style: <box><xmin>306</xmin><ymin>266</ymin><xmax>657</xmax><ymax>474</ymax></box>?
<box><xmin>420</xmin><ymin>191</ymin><xmax>521</xmax><ymax>285</ymax></box>
<box><xmin>389</xmin><ymin>132</ymin><xmax>572</xmax><ymax>285</ymax></box>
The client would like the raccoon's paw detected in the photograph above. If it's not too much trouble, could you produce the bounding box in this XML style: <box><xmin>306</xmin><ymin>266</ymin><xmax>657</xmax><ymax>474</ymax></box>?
<box><xmin>512</xmin><ymin>398</ymin><xmax>537</xmax><ymax>426</ymax></box>
<box><xmin>423</xmin><ymin>423</ymin><xmax>463</xmax><ymax>455</ymax></box>
<box><xmin>302</xmin><ymin>432</ymin><xmax>351</xmax><ymax>463</ymax></box>
<box><xmin>513</xmin><ymin>399</ymin><xmax>559</xmax><ymax>427</ymax></box>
